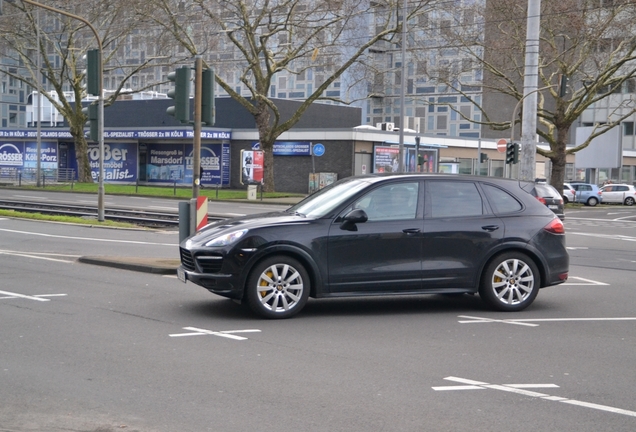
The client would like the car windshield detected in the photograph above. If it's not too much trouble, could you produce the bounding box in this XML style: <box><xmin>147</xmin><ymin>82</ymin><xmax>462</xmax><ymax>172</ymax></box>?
<box><xmin>286</xmin><ymin>177</ymin><xmax>375</xmax><ymax>218</ymax></box>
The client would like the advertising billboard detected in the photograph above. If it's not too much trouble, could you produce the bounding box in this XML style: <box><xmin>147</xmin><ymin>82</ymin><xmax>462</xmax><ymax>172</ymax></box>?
<box><xmin>241</xmin><ymin>149</ymin><xmax>264</xmax><ymax>184</ymax></box>
<box><xmin>88</xmin><ymin>142</ymin><xmax>138</xmax><ymax>182</ymax></box>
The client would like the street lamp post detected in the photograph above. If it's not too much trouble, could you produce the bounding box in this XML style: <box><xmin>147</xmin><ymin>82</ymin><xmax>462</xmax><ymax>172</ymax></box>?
<box><xmin>22</xmin><ymin>0</ymin><xmax>105</xmax><ymax>221</ymax></box>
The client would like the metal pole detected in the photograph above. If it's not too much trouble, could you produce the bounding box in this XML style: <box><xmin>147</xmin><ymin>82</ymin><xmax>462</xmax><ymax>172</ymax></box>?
<box><xmin>192</xmin><ymin>56</ymin><xmax>202</xmax><ymax>199</ymax></box>
<box><xmin>397</xmin><ymin>0</ymin><xmax>407</xmax><ymax>173</ymax></box>
<box><xmin>97</xmin><ymin>63</ymin><xmax>105</xmax><ymax>221</ymax></box>
<box><xmin>22</xmin><ymin>0</ymin><xmax>106</xmax><ymax>221</ymax></box>
<box><xmin>511</xmin><ymin>85</ymin><xmax>554</xmax><ymax>179</ymax></box>
<box><xmin>477</xmin><ymin>139</ymin><xmax>482</xmax><ymax>176</ymax></box>
<box><xmin>36</xmin><ymin>8</ymin><xmax>42</xmax><ymax>187</ymax></box>
<box><xmin>519</xmin><ymin>0</ymin><xmax>541</xmax><ymax>182</ymax></box>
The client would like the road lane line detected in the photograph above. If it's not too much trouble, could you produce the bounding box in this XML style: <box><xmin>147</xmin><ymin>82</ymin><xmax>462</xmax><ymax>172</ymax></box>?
<box><xmin>560</xmin><ymin>399</ymin><xmax>636</xmax><ymax>417</ymax></box>
<box><xmin>0</xmin><ymin>228</ymin><xmax>174</xmax><ymax>246</ymax></box>
<box><xmin>0</xmin><ymin>251</ymin><xmax>75</xmax><ymax>263</ymax></box>
<box><xmin>433</xmin><ymin>376</ymin><xmax>636</xmax><ymax>417</ymax></box>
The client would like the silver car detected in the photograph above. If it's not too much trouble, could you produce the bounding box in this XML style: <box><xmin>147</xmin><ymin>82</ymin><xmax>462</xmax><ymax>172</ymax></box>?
<box><xmin>599</xmin><ymin>184</ymin><xmax>636</xmax><ymax>206</ymax></box>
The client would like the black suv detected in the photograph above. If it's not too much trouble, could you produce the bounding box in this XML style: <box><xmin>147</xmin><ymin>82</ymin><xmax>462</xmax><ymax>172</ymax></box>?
<box><xmin>178</xmin><ymin>174</ymin><xmax>569</xmax><ymax>318</ymax></box>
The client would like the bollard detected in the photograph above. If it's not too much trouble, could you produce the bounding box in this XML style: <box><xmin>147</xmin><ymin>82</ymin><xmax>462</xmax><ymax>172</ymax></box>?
<box><xmin>178</xmin><ymin>201</ymin><xmax>191</xmax><ymax>244</ymax></box>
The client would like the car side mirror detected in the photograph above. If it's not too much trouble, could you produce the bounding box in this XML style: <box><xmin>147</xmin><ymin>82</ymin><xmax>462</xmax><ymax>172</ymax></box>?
<box><xmin>340</xmin><ymin>209</ymin><xmax>368</xmax><ymax>231</ymax></box>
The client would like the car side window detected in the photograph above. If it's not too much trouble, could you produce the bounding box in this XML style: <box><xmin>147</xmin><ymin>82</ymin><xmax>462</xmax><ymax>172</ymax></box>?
<box><xmin>428</xmin><ymin>181</ymin><xmax>483</xmax><ymax>218</ymax></box>
<box><xmin>353</xmin><ymin>182</ymin><xmax>419</xmax><ymax>221</ymax></box>
<box><xmin>482</xmin><ymin>184</ymin><xmax>522</xmax><ymax>214</ymax></box>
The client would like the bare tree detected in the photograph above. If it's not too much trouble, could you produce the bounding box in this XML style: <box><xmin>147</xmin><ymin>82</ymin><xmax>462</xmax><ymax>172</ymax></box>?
<box><xmin>141</xmin><ymin>0</ymin><xmax>433</xmax><ymax>192</ymax></box>
<box><xmin>433</xmin><ymin>0</ymin><xmax>636</xmax><ymax>193</ymax></box>
<box><xmin>0</xmin><ymin>0</ymin><xmax>170</xmax><ymax>182</ymax></box>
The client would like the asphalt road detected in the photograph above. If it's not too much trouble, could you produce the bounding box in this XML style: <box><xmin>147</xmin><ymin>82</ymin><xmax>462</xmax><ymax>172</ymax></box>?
<box><xmin>1</xmin><ymin>203</ymin><xmax>635</xmax><ymax>431</ymax></box>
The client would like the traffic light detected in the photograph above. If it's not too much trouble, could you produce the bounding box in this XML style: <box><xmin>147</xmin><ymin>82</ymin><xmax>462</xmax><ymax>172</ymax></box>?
<box><xmin>201</xmin><ymin>68</ymin><xmax>215</xmax><ymax>126</ymax></box>
<box><xmin>82</xmin><ymin>103</ymin><xmax>98</xmax><ymax>142</ymax></box>
<box><xmin>166</xmin><ymin>66</ymin><xmax>191</xmax><ymax>123</ymax></box>
<box><xmin>506</xmin><ymin>142</ymin><xmax>520</xmax><ymax>164</ymax></box>
<box><xmin>86</xmin><ymin>49</ymin><xmax>101</xmax><ymax>96</ymax></box>
<box><xmin>480</xmin><ymin>152</ymin><xmax>488</xmax><ymax>163</ymax></box>
<box><xmin>559</xmin><ymin>73</ymin><xmax>568</xmax><ymax>98</ymax></box>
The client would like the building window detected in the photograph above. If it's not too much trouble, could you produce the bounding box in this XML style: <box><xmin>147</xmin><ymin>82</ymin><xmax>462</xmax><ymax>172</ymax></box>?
<box><xmin>437</xmin><ymin>115</ymin><xmax>447</xmax><ymax>130</ymax></box>
<box><xmin>624</xmin><ymin>122</ymin><xmax>634</xmax><ymax>136</ymax></box>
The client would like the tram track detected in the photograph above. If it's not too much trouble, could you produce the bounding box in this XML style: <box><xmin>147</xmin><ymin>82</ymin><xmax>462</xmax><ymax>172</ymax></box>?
<box><xmin>0</xmin><ymin>199</ymin><xmax>226</xmax><ymax>228</ymax></box>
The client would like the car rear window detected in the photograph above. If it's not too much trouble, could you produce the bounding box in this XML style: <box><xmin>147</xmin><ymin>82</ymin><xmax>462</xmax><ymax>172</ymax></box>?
<box><xmin>482</xmin><ymin>184</ymin><xmax>522</xmax><ymax>214</ymax></box>
<box><xmin>534</xmin><ymin>184</ymin><xmax>559</xmax><ymax>198</ymax></box>
<box><xmin>428</xmin><ymin>181</ymin><xmax>483</xmax><ymax>218</ymax></box>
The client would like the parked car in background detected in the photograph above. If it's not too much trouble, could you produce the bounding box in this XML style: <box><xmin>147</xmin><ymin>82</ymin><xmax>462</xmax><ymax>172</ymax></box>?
<box><xmin>178</xmin><ymin>174</ymin><xmax>569</xmax><ymax>319</ymax></box>
<box><xmin>569</xmin><ymin>182</ymin><xmax>603</xmax><ymax>206</ymax></box>
<box><xmin>531</xmin><ymin>183</ymin><xmax>564</xmax><ymax>220</ymax></box>
<box><xmin>599</xmin><ymin>184</ymin><xmax>636</xmax><ymax>206</ymax></box>
<box><xmin>562</xmin><ymin>183</ymin><xmax>576</xmax><ymax>204</ymax></box>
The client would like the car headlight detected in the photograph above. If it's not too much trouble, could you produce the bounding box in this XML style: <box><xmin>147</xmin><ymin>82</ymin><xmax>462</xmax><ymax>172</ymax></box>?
<box><xmin>205</xmin><ymin>229</ymin><xmax>248</xmax><ymax>247</ymax></box>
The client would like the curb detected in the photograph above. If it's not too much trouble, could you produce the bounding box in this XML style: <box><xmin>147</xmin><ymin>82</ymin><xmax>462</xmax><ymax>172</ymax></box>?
<box><xmin>78</xmin><ymin>256</ymin><xmax>180</xmax><ymax>275</ymax></box>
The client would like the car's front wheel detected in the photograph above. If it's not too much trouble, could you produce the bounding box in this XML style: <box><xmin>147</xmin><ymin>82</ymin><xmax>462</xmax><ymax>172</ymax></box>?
<box><xmin>587</xmin><ymin>197</ymin><xmax>599</xmax><ymax>206</ymax></box>
<box><xmin>246</xmin><ymin>256</ymin><xmax>310</xmax><ymax>319</ymax></box>
<box><xmin>624</xmin><ymin>197</ymin><xmax>635</xmax><ymax>206</ymax></box>
<box><xmin>479</xmin><ymin>252</ymin><xmax>540</xmax><ymax>312</ymax></box>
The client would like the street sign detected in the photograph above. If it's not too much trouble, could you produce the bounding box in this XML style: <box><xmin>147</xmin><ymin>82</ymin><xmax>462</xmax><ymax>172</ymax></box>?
<box><xmin>312</xmin><ymin>143</ymin><xmax>325</xmax><ymax>157</ymax></box>
<box><xmin>497</xmin><ymin>138</ymin><xmax>508</xmax><ymax>153</ymax></box>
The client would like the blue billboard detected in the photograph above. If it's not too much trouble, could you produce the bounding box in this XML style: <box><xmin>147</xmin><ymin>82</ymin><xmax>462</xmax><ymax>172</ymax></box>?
<box><xmin>88</xmin><ymin>142</ymin><xmax>138</xmax><ymax>182</ymax></box>
<box><xmin>146</xmin><ymin>143</ymin><xmax>230</xmax><ymax>186</ymax></box>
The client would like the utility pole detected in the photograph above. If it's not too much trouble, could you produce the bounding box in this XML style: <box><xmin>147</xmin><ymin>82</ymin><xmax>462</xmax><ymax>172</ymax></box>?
<box><xmin>192</xmin><ymin>56</ymin><xmax>203</xmax><ymax>199</ymax></box>
<box><xmin>22</xmin><ymin>0</ymin><xmax>105</xmax><ymax>221</ymax></box>
<box><xmin>520</xmin><ymin>0</ymin><xmax>541</xmax><ymax>182</ymax></box>
<box><xmin>397</xmin><ymin>0</ymin><xmax>407</xmax><ymax>172</ymax></box>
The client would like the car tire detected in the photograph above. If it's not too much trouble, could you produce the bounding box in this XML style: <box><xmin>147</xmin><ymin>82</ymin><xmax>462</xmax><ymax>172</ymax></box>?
<box><xmin>587</xmin><ymin>197</ymin><xmax>598</xmax><ymax>206</ymax></box>
<box><xmin>563</xmin><ymin>196</ymin><xmax>569</xmax><ymax>204</ymax></box>
<box><xmin>624</xmin><ymin>197</ymin><xmax>635</xmax><ymax>206</ymax></box>
<box><xmin>246</xmin><ymin>256</ymin><xmax>310</xmax><ymax>319</ymax></box>
<box><xmin>479</xmin><ymin>252</ymin><xmax>540</xmax><ymax>312</ymax></box>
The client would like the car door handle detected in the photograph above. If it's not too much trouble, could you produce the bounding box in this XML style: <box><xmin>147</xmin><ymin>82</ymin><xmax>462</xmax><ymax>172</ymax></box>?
<box><xmin>402</xmin><ymin>228</ymin><xmax>421</xmax><ymax>234</ymax></box>
<box><xmin>481</xmin><ymin>225</ymin><xmax>499</xmax><ymax>232</ymax></box>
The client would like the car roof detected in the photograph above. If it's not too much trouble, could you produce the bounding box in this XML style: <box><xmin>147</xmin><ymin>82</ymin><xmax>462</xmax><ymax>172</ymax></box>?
<box><xmin>359</xmin><ymin>172</ymin><xmax>533</xmax><ymax>186</ymax></box>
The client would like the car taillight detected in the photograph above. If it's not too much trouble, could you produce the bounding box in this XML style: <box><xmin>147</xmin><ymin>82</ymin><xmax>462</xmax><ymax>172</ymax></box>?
<box><xmin>536</xmin><ymin>196</ymin><xmax>547</xmax><ymax>205</ymax></box>
<box><xmin>544</xmin><ymin>218</ymin><xmax>565</xmax><ymax>234</ymax></box>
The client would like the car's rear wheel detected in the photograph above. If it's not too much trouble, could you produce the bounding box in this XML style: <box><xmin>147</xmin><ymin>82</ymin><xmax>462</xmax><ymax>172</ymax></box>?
<box><xmin>246</xmin><ymin>256</ymin><xmax>309</xmax><ymax>319</ymax></box>
<box><xmin>479</xmin><ymin>252</ymin><xmax>540</xmax><ymax>312</ymax></box>
<box><xmin>587</xmin><ymin>197</ymin><xmax>598</xmax><ymax>206</ymax></box>
<box><xmin>624</xmin><ymin>197</ymin><xmax>635</xmax><ymax>206</ymax></box>
<box><xmin>563</xmin><ymin>196</ymin><xmax>569</xmax><ymax>204</ymax></box>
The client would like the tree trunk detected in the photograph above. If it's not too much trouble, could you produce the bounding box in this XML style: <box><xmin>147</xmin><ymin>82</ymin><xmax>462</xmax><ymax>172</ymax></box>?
<box><xmin>69</xmin><ymin>124</ymin><xmax>93</xmax><ymax>183</ymax></box>
<box><xmin>254</xmin><ymin>103</ymin><xmax>275</xmax><ymax>192</ymax></box>
<box><xmin>549</xmin><ymin>125</ymin><xmax>569</xmax><ymax>196</ymax></box>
